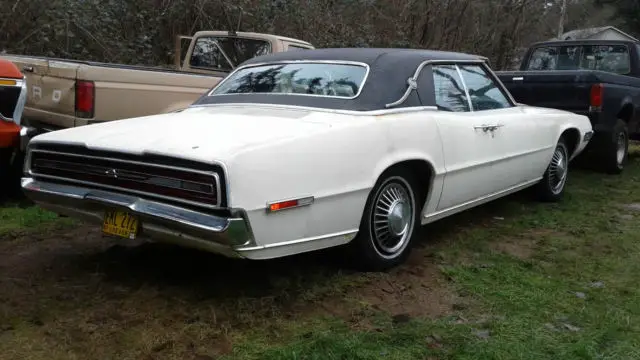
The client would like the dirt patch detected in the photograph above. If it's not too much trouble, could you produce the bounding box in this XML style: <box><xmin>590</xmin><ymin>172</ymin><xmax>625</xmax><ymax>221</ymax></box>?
<box><xmin>0</xmin><ymin>224</ymin><xmax>459</xmax><ymax>359</ymax></box>
<box><xmin>488</xmin><ymin>229</ymin><xmax>564</xmax><ymax>260</ymax></box>
<box><xmin>490</xmin><ymin>240</ymin><xmax>536</xmax><ymax>260</ymax></box>
<box><xmin>352</xmin><ymin>251</ymin><xmax>458</xmax><ymax>318</ymax></box>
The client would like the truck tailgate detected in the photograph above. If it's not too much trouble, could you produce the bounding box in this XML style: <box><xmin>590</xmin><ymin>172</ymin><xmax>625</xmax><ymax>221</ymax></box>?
<box><xmin>497</xmin><ymin>70</ymin><xmax>597</xmax><ymax>112</ymax></box>
<box><xmin>1</xmin><ymin>55</ymin><xmax>79</xmax><ymax>129</ymax></box>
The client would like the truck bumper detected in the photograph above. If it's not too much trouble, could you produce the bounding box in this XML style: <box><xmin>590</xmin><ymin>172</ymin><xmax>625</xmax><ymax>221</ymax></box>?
<box><xmin>21</xmin><ymin>177</ymin><xmax>255</xmax><ymax>258</ymax></box>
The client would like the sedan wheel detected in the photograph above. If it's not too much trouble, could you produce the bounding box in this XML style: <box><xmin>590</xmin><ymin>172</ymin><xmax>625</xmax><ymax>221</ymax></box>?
<box><xmin>536</xmin><ymin>138</ymin><xmax>569</xmax><ymax>202</ymax></box>
<box><xmin>349</xmin><ymin>168</ymin><xmax>421</xmax><ymax>271</ymax></box>
<box><xmin>547</xmin><ymin>144</ymin><xmax>568</xmax><ymax>195</ymax></box>
<box><xmin>370</xmin><ymin>178</ymin><xmax>416</xmax><ymax>259</ymax></box>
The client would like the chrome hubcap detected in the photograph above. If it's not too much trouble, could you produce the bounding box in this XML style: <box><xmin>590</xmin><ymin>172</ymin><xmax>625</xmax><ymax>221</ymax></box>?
<box><xmin>616</xmin><ymin>132</ymin><xmax>627</xmax><ymax>165</ymax></box>
<box><xmin>388</xmin><ymin>200</ymin><xmax>411</xmax><ymax>236</ymax></box>
<box><xmin>371</xmin><ymin>178</ymin><xmax>415</xmax><ymax>257</ymax></box>
<box><xmin>548</xmin><ymin>145</ymin><xmax>568</xmax><ymax>194</ymax></box>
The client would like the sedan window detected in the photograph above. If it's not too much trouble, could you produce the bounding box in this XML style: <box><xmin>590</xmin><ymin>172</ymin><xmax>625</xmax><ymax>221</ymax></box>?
<box><xmin>210</xmin><ymin>62</ymin><xmax>368</xmax><ymax>99</ymax></box>
<box><xmin>431</xmin><ymin>65</ymin><xmax>470</xmax><ymax>112</ymax></box>
<box><xmin>457</xmin><ymin>65</ymin><xmax>513</xmax><ymax>111</ymax></box>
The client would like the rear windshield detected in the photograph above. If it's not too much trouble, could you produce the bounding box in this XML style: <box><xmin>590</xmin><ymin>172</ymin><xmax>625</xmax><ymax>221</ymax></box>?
<box><xmin>525</xmin><ymin>44</ymin><xmax>631</xmax><ymax>74</ymax></box>
<box><xmin>210</xmin><ymin>62</ymin><xmax>368</xmax><ymax>99</ymax></box>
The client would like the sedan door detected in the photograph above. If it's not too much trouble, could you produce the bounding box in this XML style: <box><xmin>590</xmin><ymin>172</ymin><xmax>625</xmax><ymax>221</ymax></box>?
<box><xmin>427</xmin><ymin>64</ymin><xmax>511</xmax><ymax>211</ymax></box>
<box><xmin>456</xmin><ymin>64</ymin><xmax>557</xmax><ymax>189</ymax></box>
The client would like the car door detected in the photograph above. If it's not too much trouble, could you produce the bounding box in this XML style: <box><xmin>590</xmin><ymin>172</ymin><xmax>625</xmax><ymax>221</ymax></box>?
<box><xmin>456</xmin><ymin>63</ymin><xmax>556</xmax><ymax>189</ymax></box>
<box><xmin>426</xmin><ymin>64</ymin><xmax>508</xmax><ymax>211</ymax></box>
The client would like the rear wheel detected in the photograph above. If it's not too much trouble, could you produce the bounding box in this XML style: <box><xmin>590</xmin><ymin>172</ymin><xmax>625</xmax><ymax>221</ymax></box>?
<box><xmin>598</xmin><ymin>119</ymin><xmax>628</xmax><ymax>174</ymax></box>
<box><xmin>349</xmin><ymin>167</ymin><xmax>422</xmax><ymax>271</ymax></box>
<box><xmin>536</xmin><ymin>138</ymin><xmax>569</xmax><ymax>202</ymax></box>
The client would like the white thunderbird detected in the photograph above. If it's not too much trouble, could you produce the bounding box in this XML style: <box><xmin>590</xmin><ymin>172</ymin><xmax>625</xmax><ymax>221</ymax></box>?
<box><xmin>21</xmin><ymin>48</ymin><xmax>594</xmax><ymax>270</ymax></box>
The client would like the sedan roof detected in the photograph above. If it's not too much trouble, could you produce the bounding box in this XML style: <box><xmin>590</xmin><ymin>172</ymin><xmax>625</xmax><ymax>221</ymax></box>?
<box><xmin>193</xmin><ymin>48</ymin><xmax>487</xmax><ymax>112</ymax></box>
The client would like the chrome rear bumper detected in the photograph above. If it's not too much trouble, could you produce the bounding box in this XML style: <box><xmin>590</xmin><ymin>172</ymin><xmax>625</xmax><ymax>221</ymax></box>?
<box><xmin>21</xmin><ymin>177</ymin><xmax>254</xmax><ymax>258</ymax></box>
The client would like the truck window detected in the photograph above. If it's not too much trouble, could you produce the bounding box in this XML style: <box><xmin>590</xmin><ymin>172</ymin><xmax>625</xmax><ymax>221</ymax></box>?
<box><xmin>431</xmin><ymin>65</ymin><xmax>470</xmax><ymax>112</ymax></box>
<box><xmin>190</xmin><ymin>36</ymin><xmax>271</xmax><ymax>71</ymax></box>
<box><xmin>526</xmin><ymin>44</ymin><xmax>631</xmax><ymax>74</ymax></box>
<box><xmin>457</xmin><ymin>64</ymin><xmax>513</xmax><ymax>111</ymax></box>
<box><xmin>287</xmin><ymin>45</ymin><xmax>310</xmax><ymax>51</ymax></box>
<box><xmin>581</xmin><ymin>45</ymin><xmax>630</xmax><ymax>74</ymax></box>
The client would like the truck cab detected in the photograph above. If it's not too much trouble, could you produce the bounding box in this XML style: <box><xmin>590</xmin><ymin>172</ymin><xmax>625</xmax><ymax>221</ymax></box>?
<box><xmin>175</xmin><ymin>30</ymin><xmax>315</xmax><ymax>75</ymax></box>
<box><xmin>496</xmin><ymin>39</ymin><xmax>640</xmax><ymax>174</ymax></box>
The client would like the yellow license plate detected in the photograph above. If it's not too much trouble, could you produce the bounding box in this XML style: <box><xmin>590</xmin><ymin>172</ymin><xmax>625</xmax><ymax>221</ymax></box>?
<box><xmin>103</xmin><ymin>210</ymin><xmax>139</xmax><ymax>239</ymax></box>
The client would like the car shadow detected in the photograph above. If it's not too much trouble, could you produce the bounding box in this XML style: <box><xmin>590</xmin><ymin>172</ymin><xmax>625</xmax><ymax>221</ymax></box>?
<box><xmin>65</xmin><ymin>236</ymin><xmax>352</xmax><ymax>302</ymax></box>
<box><xmin>62</xmin><ymin>189</ymin><xmax>531</xmax><ymax>301</ymax></box>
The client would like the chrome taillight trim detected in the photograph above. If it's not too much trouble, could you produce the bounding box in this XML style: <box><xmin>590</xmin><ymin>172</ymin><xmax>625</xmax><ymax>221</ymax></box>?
<box><xmin>27</xmin><ymin>148</ymin><xmax>223</xmax><ymax>209</ymax></box>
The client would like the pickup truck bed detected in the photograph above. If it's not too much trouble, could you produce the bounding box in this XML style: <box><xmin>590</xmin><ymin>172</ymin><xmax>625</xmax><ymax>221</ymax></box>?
<box><xmin>2</xmin><ymin>30</ymin><xmax>314</xmax><ymax>133</ymax></box>
<box><xmin>496</xmin><ymin>39</ymin><xmax>640</xmax><ymax>174</ymax></box>
<box><xmin>2</xmin><ymin>54</ymin><xmax>217</xmax><ymax>131</ymax></box>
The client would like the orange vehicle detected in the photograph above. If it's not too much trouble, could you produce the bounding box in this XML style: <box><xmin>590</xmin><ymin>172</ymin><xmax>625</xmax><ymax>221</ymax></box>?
<box><xmin>0</xmin><ymin>58</ymin><xmax>27</xmax><ymax>193</ymax></box>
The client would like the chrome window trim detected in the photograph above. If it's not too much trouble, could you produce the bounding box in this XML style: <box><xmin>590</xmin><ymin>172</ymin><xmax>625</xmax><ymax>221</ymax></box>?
<box><xmin>188</xmin><ymin>102</ymin><xmax>438</xmax><ymax>116</ymax></box>
<box><xmin>454</xmin><ymin>64</ymin><xmax>474</xmax><ymax>112</ymax></box>
<box><xmin>385</xmin><ymin>59</ymin><xmax>485</xmax><ymax>108</ymax></box>
<box><xmin>206</xmin><ymin>60</ymin><xmax>371</xmax><ymax>100</ymax></box>
<box><xmin>27</xmin><ymin>148</ymin><xmax>225</xmax><ymax>210</ymax></box>
<box><xmin>385</xmin><ymin>58</ymin><xmax>518</xmax><ymax>109</ymax></box>
<box><xmin>479</xmin><ymin>62</ymin><xmax>518</xmax><ymax>106</ymax></box>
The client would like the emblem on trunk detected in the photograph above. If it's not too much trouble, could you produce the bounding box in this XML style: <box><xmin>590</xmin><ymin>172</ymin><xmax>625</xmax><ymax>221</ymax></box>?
<box><xmin>105</xmin><ymin>168</ymin><xmax>118</xmax><ymax>179</ymax></box>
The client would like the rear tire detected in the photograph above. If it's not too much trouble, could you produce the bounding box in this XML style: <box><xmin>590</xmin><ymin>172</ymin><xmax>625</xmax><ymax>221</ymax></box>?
<box><xmin>536</xmin><ymin>138</ymin><xmax>569</xmax><ymax>203</ymax></box>
<box><xmin>598</xmin><ymin>119</ymin><xmax>628</xmax><ymax>174</ymax></box>
<box><xmin>348</xmin><ymin>167</ymin><xmax>422</xmax><ymax>271</ymax></box>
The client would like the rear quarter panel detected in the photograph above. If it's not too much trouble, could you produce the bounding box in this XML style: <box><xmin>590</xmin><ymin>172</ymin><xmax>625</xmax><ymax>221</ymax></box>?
<box><xmin>224</xmin><ymin>110</ymin><xmax>444</xmax><ymax>249</ymax></box>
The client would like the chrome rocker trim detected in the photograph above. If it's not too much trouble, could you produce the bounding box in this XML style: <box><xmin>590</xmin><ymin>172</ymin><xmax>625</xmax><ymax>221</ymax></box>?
<box><xmin>21</xmin><ymin>177</ymin><xmax>254</xmax><ymax>258</ymax></box>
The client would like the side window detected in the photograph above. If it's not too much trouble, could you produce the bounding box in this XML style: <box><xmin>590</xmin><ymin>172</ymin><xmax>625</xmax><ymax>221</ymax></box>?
<box><xmin>457</xmin><ymin>64</ymin><xmax>513</xmax><ymax>111</ymax></box>
<box><xmin>431</xmin><ymin>64</ymin><xmax>470</xmax><ymax>112</ymax></box>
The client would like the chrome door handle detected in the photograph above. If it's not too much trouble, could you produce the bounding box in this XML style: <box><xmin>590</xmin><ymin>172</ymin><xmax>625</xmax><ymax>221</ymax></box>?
<box><xmin>474</xmin><ymin>124</ymin><xmax>504</xmax><ymax>133</ymax></box>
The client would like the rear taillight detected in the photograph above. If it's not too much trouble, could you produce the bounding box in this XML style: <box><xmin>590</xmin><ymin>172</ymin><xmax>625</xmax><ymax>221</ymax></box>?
<box><xmin>590</xmin><ymin>83</ymin><xmax>603</xmax><ymax>109</ymax></box>
<box><xmin>75</xmin><ymin>80</ymin><xmax>95</xmax><ymax>118</ymax></box>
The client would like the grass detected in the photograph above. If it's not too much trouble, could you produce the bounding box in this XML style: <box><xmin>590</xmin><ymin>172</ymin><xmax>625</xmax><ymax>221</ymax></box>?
<box><xmin>0</xmin><ymin>203</ymin><xmax>73</xmax><ymax>236</ymax></box>
<box><xmin>2</xmin><ymin>147</ymin><xmax>640</xmax><ymax>359</ymax></box>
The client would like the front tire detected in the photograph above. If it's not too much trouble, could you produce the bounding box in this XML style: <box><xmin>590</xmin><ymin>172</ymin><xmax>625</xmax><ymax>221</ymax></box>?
<box><xmin>349</xmin><ymin>168</ymin><xmax>422</xmax><ymax>271</ymax></box>
<box><xmin>536</xmin><ymin>138</ymin><xmax>569</xmax><ymax>202</ymax></box>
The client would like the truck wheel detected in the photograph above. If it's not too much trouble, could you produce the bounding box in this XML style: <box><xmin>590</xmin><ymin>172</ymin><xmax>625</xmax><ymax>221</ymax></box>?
<box><xmin>348</xmin><ymin>167</ymin><xmax>422</xmax><ymax>271</ymax></box>
<box><xmin>599</xmin><ymin>119</ymin><xmax>628</xmax><ymax>174</ymax></box>
<box><xmin>536</xmin><ymin>138</ymin><xmax>569</xmax><ymax>202</ymax></box>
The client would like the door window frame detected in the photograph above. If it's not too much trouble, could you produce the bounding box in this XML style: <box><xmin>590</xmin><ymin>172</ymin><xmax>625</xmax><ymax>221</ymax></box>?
<box><xmin>455</xmin><ymin>63</ymin><xmax>516</xmax><ymax>111</ymax></box>
<box><xmin>386</xmin><ymin>58</ymin><xmax>518</xmax><ymax>110</ymax></box>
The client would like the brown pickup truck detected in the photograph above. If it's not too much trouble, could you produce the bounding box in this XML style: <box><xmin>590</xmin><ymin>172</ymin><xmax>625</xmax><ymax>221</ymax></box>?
<box><xmin>1</xmin><ymin>30</ymin><xmax>314</xmax><ymax>134</ymax></box>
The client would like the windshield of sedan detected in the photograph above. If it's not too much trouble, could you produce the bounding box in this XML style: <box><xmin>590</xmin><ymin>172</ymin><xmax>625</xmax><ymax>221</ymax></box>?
<box><xmin>525</xmin><ymin>44</ymin><xmax>631</xmax><ymax>74</ymax></box>
<box><xmin>209</xmin><ymin>62</ymin><xmax>368</xmax><ymax>98</ymax></box>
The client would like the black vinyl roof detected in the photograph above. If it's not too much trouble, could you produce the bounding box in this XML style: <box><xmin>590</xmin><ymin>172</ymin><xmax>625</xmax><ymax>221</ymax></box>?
<box><xmin>192</xmin><ymin>48</ymin><xmax>486</xmax><ymax>111</ymax></box>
